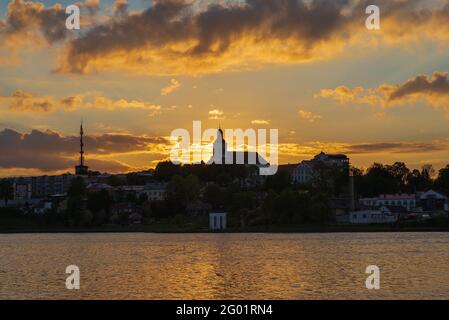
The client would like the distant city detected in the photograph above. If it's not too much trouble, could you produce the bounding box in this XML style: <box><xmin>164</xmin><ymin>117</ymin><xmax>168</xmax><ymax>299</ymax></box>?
<box><xmin>1</xmin><ymin>122</ymin><xmax>449</xmax><ymax>231</ymax></box>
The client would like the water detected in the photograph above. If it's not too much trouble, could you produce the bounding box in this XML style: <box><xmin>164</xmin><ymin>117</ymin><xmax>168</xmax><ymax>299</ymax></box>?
<box><xmin>0</xmin><ymin>232</ymin><xmax>448</xmax><ymax>299</ymax></box>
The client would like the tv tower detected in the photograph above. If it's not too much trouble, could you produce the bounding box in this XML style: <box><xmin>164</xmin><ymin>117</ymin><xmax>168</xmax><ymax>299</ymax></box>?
<box><xmin>75</xmin><ymin>121</ymin><xmax>89</xmax><ymax>175</ymax></box>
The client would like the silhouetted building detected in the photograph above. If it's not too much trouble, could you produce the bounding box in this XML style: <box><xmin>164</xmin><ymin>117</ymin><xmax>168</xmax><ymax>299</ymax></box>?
<box><xmin>208</xmin><ymin>127</ymin><xmax>268</xmax><ymax>167</ymax></box>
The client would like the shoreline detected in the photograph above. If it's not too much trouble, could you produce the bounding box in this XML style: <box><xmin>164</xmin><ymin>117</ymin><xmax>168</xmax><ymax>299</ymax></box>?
<box><xmin>1</xmin><ymin>224</ymin><xmax>449</xmax><ymax>234</ymax></box>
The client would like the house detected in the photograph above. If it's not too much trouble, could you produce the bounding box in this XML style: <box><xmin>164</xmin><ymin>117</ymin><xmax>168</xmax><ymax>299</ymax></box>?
<box><xmin>142</xmin><ymin>182</ymin><xmax>168</xmax><ymax>201</ymax></box>
<box><xmin>418</xmin><ymin>190</ymin><xmax>447</xmax><ymax>211</ymax></box>
<box><xmin>292</xmin><ymin>152</ymin><xmax>349</xmax><ymax>185</ymax></box>
<box><xmin>359</xmin><ymin>194</ymin><xmax>416</xmax><ymax>210</ymax></box>
<box><xmin>349</xmin><ymin>206</ymin><xmax>399</xmax><ymax>224</ymax></box>
<box><xmin>209</xmin><ymin>212</ymin><xmax>227</xmax><ymax>231</ymax></box>
<box><xmin>292</xmin><ymin>160</ymin><xmax>314</xmax><ymax>185</ymax></box>
<box><xmin>13</xmin><ymin>179</ymin><xmax>32</xmax><ymax>201</ymax></box>
<box><xmin>380</xmin><ymin>205</ymin><xmax>409</xmax><ymax>220</ymax></box>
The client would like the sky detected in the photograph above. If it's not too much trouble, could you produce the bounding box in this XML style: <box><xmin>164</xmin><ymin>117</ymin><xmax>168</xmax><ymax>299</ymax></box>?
<box><xmin>1</xmin><ymin>0</ymin><xmax>449</xmax><ymax>177</ymax></box>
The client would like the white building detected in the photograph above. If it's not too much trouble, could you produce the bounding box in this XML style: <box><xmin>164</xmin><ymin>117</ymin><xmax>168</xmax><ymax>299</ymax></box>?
<box><xmin>292</xmin><ymin>161</ymin><xmax>314</xmax><ymax>184</ymax></box>
<box><xmin>142</xmin><ymin>182</ymin><xmax>168</xmax><ymax>201</ymax></box>
<box><xmin>209</xmin><ymin>212</ymin><xmax>227</xmax><ymax>231</ymax></box>
<box><xmin>115</xmin><ymin>182</ymin><xmax>168</xmax><ymax>201</ymax></box>
<box><xmin>359</xmin><ymin>194</ymin><xmax>416</xmax><ymax>210</ymax></box>
<box><xmin>418</xmin><ymin>190</ymin><xmax>448</xmax><ymax>211</ymax></box>
<box><xmin>349</xmin><ymin>207</ymin><xmax>399</xmax><ymax>224</ymax></box>
<box><xmin>292</xmin><ymin>152</ymin><xmax>349</xmax><ymax>185</ymax></box>
<box><xmin>13</xmin><ymin>181</ymin><xmax>32</xmax><ymax>201</ymax></box>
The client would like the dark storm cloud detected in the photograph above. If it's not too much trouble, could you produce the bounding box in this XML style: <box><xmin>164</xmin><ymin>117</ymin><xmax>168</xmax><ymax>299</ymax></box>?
<box><xmin>345</xmin><ymin>141</ymin><xmax>449</xmax><ymax>154</ymax></box>
<box><xmin>113</xmin><ymin>0</ymin><xmax>128</xmax><ymax>16</ymax></box>
<box><xmin>0</xmin><ymin>0</ymin><xmax>100</xmax><ymax>45</ymax></box>
<box><xmin>388</xmin><ymin>72</ymin><xmax>449</xmax><ymax>101</ymax></box>
<box><xmin>57</xmin><ymin>0</ymin><xmax>364</xmax><ymax>73</ymax></box>
<box><xmin>2</xmin><ymin>0</ymin><xmax>449</xmax><ymax>74</ymax></box>
<box><xmin>3</xmin><ymin>0</ymin><xmax>68</xmax><ymax>44</ymax></box>
<box><xmin>0</xmin><ymin>128</ymin><xmax>168</xmax><ymax>172</ymax></box>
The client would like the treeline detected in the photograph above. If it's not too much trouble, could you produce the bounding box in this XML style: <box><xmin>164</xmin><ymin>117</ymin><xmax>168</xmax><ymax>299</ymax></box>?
<box><xmin>353</xmin><ymin>162</ymin><xmax>449</xmax><ymax>197</ymax></box>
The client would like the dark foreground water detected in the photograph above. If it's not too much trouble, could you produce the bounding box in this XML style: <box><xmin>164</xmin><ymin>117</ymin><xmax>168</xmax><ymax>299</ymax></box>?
<box><xmin>0</xmin><ymin>232</ymin><xmax>448</xmax><ymax>299</ymax></box>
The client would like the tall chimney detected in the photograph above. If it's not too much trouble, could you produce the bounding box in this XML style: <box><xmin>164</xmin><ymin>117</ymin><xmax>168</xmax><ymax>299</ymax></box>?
<box><xmin>349</xmin><ymin>167</ymin><xmax>355</xmax><ymax>211</ymax></box>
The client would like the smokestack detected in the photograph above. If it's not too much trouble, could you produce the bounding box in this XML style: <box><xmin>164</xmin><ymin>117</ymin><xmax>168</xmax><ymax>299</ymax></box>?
<box><xmin>349</xmin><ymin>167</ymin><xmax>355</xmax><ymax>211</ymax></box>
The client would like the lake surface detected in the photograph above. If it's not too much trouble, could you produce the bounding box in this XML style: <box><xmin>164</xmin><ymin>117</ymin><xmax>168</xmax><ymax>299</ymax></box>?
<box><xmin>0</xmin><ymin>232</ymin><xmax>448</xmax><ymax>299</ymax></box>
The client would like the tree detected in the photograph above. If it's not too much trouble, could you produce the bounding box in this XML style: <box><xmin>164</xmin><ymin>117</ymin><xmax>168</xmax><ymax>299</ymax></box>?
<box><xmin>405</xmin><ymin>166</ymin><xmax>433</xmax><ymax>192</ymax></box>
<box><xmin>87</xmin><ymin>190</ymin><xmax>111</xmax><ymax>225</ymax></box>
<box><xmin>155</xmin><ymin>161</ymin><xmax>182</xmax><ymax>181</ymax></box>
<box><xmin>66</xmin><ymin>177</ymin><xmax>87</xmax><ymax>225</ymax></box>
<box><xmin>273</xmin><ymin>189</ymin><xmax>303</xmax><ymax>224</ymax></box>
<box><xmin>387</xmin><ymin>162</ymin><xmax>410</xmax><ymax>192</ymax></box>
<box><xmin>0</xmin><ymin>179</ymin><xmax>14</xmax><ymax>207</ymax></box>
<box><xmin>166</xmin><ymin>174</ymin><xmax>201</xmax><ymax>214</ymax></box>
<box><xmin>107</xmin><ymin>175</ymin><xmax>123</xmax><ymax>187</ymax></box>
<box><xmin>203</xmin><ymin>183</ymin><xmax>224</xmax><ymax>208</ymax></box>
<box><xmin>357</xmin><ymin>163</ymin><xmax>398</xmax><ymax>196</ymax></box>
<box><xmin>435</xmin><ymin>165</ymin><xmax>449</xmax><ymax>195</ymax></box>
<box><xmin>308</xmin><ymin>193</ymin><xmax>331</xmax><ymax>224</ymax></box>
<box><xmin>264</xmin><ymin>170</ymin><xmax>291</xmax><ymax>192</ymax></box>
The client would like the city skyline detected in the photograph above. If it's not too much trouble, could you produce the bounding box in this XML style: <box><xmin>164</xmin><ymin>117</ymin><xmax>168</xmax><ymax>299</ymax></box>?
<box><xmin>2</xmin><ymin>0</ymin><xmax>449</xmax><ymax>177</ymax></box>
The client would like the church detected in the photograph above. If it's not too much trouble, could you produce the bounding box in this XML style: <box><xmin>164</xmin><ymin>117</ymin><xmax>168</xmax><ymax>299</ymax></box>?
<box><xmin>207</xmin><ymin>127</ymin><xmax>269</xmax><ymax>168</ymax></box>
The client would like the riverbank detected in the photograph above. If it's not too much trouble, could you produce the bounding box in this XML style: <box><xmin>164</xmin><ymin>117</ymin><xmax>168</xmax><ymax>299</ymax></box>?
<box><xmin>1</xmin><ymin>220</ymin><xmax>449</xmax><ymax>234</ymax></box>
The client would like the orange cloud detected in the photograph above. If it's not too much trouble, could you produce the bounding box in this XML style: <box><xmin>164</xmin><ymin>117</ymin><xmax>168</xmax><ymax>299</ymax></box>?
<box><xmin>2</xmin><ymin>1</ymin><xmax>449</xmax><ymax>74</ymax></box>
<box><xmin>251</xmin><ymin>120</ymin><xmax>270</xmax><ymax>125</ymax></box>
<box><xmin>317</xmin><ymin>72</ymin><xmax>449</xmax><ymax>113</ymax></box>
<box><xmin>0</xmin><ymin>90</ymin><xmax>161</xmax><ymax>114</ymax></box>
<box><xmin>160</xmin><ymin>79</ymin><xmax>181</xmax><ymax>96</ymax></box>
<box><xmin>52</xmin><ymin>0</ymin><xmax>449</xmax><ymax>76</ymax></box>
<box><xmin>208</xmin><ymin>109</ymin><xmax>225</xmax><ymax>120</ymax></box>
<box><xmin>298</xmin><ymin>110</ymin><xmax>322</xmax><ymax>122</ymax></box>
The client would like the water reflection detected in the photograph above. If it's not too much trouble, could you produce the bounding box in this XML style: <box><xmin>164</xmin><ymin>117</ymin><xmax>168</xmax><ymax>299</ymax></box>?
<box><xmin>0</xmin><ymin>233</ymin><xmax>448</xmax><ymax>299</ymax></box>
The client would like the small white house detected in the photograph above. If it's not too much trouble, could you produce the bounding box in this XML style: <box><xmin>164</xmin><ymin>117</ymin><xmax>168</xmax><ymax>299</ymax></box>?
<box><xmin>349</xmin><ymin>207</ymin><xmax>398</xmax><ymax>224</ymax></box>
<box><xmin>209</xmin><ymin>212</ymin><xmax>227</xmax><ymax>231</ymax></box>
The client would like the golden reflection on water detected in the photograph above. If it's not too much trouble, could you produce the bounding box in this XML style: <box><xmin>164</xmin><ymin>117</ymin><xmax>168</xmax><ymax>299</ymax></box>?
<box><xmin>0</xmin><ymin>233</ymin><xmax>448</xmax><ymax>299</ymax></box>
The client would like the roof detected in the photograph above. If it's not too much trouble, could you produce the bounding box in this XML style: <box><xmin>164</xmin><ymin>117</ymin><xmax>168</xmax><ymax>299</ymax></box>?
<box><xmin>419</xmin><ymin>190</ymin><xmax>447</xmax><ymax>200</ymax></box>
<box><xmin>144</xmin><ymin>182</ymin><xmax>168</xmax><ymax>190</ymax></box>
<box><xmin>314</xmin><ymin>152</ymin><xmax>349</xmax><ymax>160</ymax></box>
<box><xmin>381</xmin><ymin>205</ymin><xmax>409</xmax><ymax>213</ymax></box>
<box><xmin>208</xmin><ymin>151</ymin><xmax>269</xmax><ymax>166</ymax></box>
<box><xmin>361</xmin><ymin>194</ymin><xmax>416</xmax><ymax>200</ymax></box>
<box><xmin>86</xmin><ymin>183</ymin><xmax>114</xmax><ymax>190</ymax></box>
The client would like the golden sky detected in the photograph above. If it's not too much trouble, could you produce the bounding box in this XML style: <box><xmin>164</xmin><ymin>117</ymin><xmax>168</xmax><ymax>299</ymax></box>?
<box><xmin>1</xmin><ymin>0</ymin><xmax>449</xmax><ymax>176</ymax></box>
